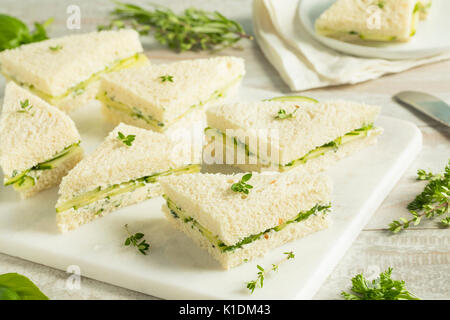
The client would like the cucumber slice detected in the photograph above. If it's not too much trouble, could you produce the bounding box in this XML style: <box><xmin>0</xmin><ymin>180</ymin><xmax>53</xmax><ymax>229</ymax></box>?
<box><xmin>56</xmin><ymin>164</ymin><xmax>201</xmax><ymax>213</ymax></box>
<box><xmin>165</xmin><ymin>196</ymin><xmax>222</xmax><ymax>247</ymax></box>
<box><xmin>107</xmin><ymin>182</ymin><xmax>145</xmax><ymax>198</ymax></box>
<box><xmin>35</xmin><ymin>144</ymin><xmax>83</xmax><ymax>170</ymax></box>
<box><xmin>281</xmin><ymin>125</ymin><xmax>376</xmax><ymax>170</ymax></box>
<box><xmin>13</xmin><ymin>176</ymin><xmax>35</xmax><ymax>191</ymax></box>
<box><xmin>4</xmin><ymin>170</ymin><xmax>30</xmax><ymax>186</ymax></box>
<box><xmin>5</xmin><ymin>142</ymin><xmax>81</xmax><ymax>187</ymax></box>
<box><xmin>265</xmin><ymin>95</ymin><xmax>318</xmax><ymax>103</ymax></box>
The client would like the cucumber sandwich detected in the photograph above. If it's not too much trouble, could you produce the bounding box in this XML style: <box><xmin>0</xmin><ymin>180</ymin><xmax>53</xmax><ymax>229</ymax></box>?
<box><xmin>315</xmin><ymin>0</ymin><xmax>432</xmax><ymax>43</ymax></box>
<box><xmin>204</xmin><ymin>99</ymin><xmax>383</xmax><ymax>172</ymax></box>
<box><xmin>0</xmin><ymin>83</ymin><xmax>83</xmax><ymax>198</ymax></box>
<box><xmin>0</xmin><ymin>30</ymin><xmax>148</xmax><ymax>112</ymax></box>
<box><xmin>97</xmin><ymin>56</ymin><xmax>245</xmax><ymax>133</ymax></box>
<box><xmin>56</xmin><ymin>123</ymin><xmax>200</xmax><ymax>232</ymax></box>
<box><xmin>161</xmin><ymin>172</ymin><xmax>332</xmax><ymax>269</ymax></box>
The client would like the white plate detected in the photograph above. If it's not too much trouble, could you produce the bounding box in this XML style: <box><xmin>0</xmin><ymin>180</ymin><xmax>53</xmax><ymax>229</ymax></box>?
<box><xmin>299</xmin><ymin>0</ymin><xmax>450</xmax><ymax>60</ymax></box>
<box><xmin>0</xmin><ymin>88</ymin><xmax>422</xmax><ymax>299</ymax></box>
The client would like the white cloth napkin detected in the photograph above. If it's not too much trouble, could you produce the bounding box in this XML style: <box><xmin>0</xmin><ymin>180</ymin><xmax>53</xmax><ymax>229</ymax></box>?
<box><xmin>253</xmin><ymin>0</ymin><xmax>450</xmax><ymax>91</ymax></box>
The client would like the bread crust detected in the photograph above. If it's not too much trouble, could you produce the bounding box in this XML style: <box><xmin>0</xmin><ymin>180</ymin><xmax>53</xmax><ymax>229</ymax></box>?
<box><xmin>164</xmin><ymin>206</ymin><xmax>330</xmax><ymax>269</ymax></box>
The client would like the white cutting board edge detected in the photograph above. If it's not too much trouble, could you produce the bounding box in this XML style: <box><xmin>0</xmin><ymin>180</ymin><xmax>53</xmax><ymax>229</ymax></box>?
<box><xmin>0</xmin><ymin>88</ymin><xmax>423</xmax><ymax>300</ymax></box>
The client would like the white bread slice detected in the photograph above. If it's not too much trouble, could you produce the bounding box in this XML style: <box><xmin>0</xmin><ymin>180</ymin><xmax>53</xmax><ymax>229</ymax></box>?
<box><xmin>315</xmin><ymin>0</ymin><xmax>419</xmax><ymax>42</ymax></box>
<box><xmin>164</xmin><ymin>206</ymin><xmax>330</xmax><ymax>269</ymax></box>
<box><xmin>206</xmin><ymin>100</ymin><xmax>381</xmax><ymax>169</ymax></box>
<box><xmin>0</xmin><ymin>30</ymin><xmax>146</xmax><ymax>111</ymax></box>
<box><xmin>160</xmin><ymin>172</ymin><xmax>332</xmax><ymax>246</ymax></box>
<box><xmin>0</xmin><ymin>82</ymin><xmax>83</xmax><ymax>198</ymax></box>
<box><xmin>97</xmin><ymin>56</ymin><xmax>245</xmax><ymax>131</ymax></box>
<box><xmin>56</xmin><ymin>123</ymin><xmax>200</xmax><ymax>232</ymax></box>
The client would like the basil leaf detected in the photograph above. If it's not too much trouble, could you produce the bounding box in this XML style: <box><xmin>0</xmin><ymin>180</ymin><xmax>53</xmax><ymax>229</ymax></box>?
<box><xmin>0</xmin><ymin>14</ymin><xmax>30</xmax><ymax>51</ymax></box>
<box><xmin>0</xmin><ymin>14</ymin><xmax>52</xmax><ymax>52</ymax></box>
<box><xmin>0</xmin><ymin>286</ymin><xmax>21</xmax><ymax>300</ymax></box>
<box><xmin>0</xmin><ymin>273</ymin><xmax>49</xmax><ymax>300</ymax></box>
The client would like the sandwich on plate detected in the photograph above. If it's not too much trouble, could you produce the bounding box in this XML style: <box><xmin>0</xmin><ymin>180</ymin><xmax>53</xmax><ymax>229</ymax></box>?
<box><xmin>0</xmin><ymin>82</ymin><xmax>83</xmax><ymax>198</ymax></box>
<box><xmin>96</xmin><ymin>56</ymin><xmax>245</xmax><ymax>133</ymax></box>
<box><xmin>0</xmin><ymin>30</ymin><xmax>148</xmax><ymax>112</ymax></box>
<box><xmin>56</xmin><ymin>123</ymin><xmax>200</xmax><ymax>232</ymax></box>
<box><xmin>160</xmin><ymin>172</ymin><xmax>332</xmax><ymax>269</ymax></box>
<box><xmin>204</xmin><ymin>99</ymin><xmax>382</xmax><ymax>172</ymax></box>
<box><xmin>315</xmin><ymin>0</ymin><xmax>432</xmax><ymax>42</ymax></box>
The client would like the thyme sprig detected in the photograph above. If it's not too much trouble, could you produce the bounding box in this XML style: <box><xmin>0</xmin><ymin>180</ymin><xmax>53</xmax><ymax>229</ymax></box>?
<box><xmin>98</xmin><ymin>1</ymin><xmax>252</xmax><ymax>52</ymax></box>
<box><xmin>117</xmin><ymin>131</ymin><xmax>136</xmax><ymax>146</ymax></box>
<box><xmin>49</xmin><ymin>44</ymin><xmax>63</xmax><ymax>51</ymax></box>
<box><xmin>274</xmin><ymin>106</ymin><xmax>299</xmax><ymax>120</ymax></box>
<box><xmin>341</xmin><ymin>267</ymin><xmax>419</xmax><ymax>300</ymax></box>
<box><xmin>246</xmin><ymin>251</ymin><xmax>295</xmax><ymax>294</ymax></box>
<box><xmin>231</xmin><ymin>173</ymin><xmax>253</xmax><ymax>195</ymax></box>
<box><xmin>124</xmin><ymin>224</ymin><xmax>150</xmax><ymax>255</ymax></box>
<box><xmin>389</xmin><ymin>160</ymin><xmax>450</xmax><ymax>232</ymax></box>
<box><xmin>159</xmin><ymin>74</ymin><xmax>174</xmax><ymax>83</ymax></box>
<box><xmin>17</xmin><ymin>99</ymin><xmax>33</xmax><ymax>114</ymax></box>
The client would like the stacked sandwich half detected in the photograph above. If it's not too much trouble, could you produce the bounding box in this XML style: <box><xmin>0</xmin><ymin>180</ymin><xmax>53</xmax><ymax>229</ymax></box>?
<box><xmin>97</xmin><ymin>56</ymin><xmax>245</xmax><ymax>132</ymax></box>
<box><xmin>315</xmin><ymin>0</ymin><xmax>432</xmax><ymax>42</ymax></box>
<box><xmin>0</xmin><ymin>83</ymin><xmax>83</xmax><ymax>198</ymax></box>
<box><xmin>0</xmin><ymin>29</ymin><xmax>148</xmax><ymax>112</ymax></box>
<box><xmin>204</xmin><ymin>99</ymin><xmax>382</xmax><ymax>172</ymax></box>
<box><xmin>161</xmin><ymin>172</ymin><xmax>332</xmax><ymax>269</ymax></box>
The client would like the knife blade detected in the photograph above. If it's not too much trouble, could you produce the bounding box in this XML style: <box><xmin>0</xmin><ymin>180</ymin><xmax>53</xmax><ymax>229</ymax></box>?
<box><xmin>394</xmin><ymin>91</ymin><xmax>450</xmax><ymax>127</ymax></box>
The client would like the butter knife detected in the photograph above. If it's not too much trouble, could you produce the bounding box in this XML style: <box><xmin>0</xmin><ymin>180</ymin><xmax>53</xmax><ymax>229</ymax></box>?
<box><xmin>394</xmin><ymin>91</ymin><xmax>450</xmax><ymax>127</ymax></box>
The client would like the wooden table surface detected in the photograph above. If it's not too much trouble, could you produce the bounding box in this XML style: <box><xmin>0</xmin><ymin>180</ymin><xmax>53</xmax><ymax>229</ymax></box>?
<box><xmin>0</xmin><ymin>0</ymin><xmax>449</xmax><ymax>300</ymax></box>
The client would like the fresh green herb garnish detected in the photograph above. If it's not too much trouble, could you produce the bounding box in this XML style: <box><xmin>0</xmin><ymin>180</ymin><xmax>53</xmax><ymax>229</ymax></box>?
<box><xmin>417</xmin><ymin>169</ymin><xmax>442</xmax><ymax>181</ymax></box>
<box><xmin>246</xmin><ymin>251</ymin><xmax>295</xmax><ymax>294</ymax></box>
<box><xmin>377</xmin><ymin>1</ymin><xmax>386</xmax><ymax>9</ymax></box>
<box><xmin>0</xmin><ymin>273</ymin><xmax>49</xmax><ymax>300</ymax></box>
<box><xmin>17</xmin><ymin>99</ymin><xmax>33</xmax><ymax>114</ymax></box>
<box><xmin>159</xmin><ymin>75</ymin><xmax>174</xmax><ymax>83</ymax></box>
<box><xmin>124</xmin><ymin>224</ymin><xmax>150</xmax><ymax>255</ymax></box>
<box><xmin>441</xmin><ymin>217</ymin><xmax>450</xmax><ymax>226</ymax></box>
<box><xmin>49</xmin><ymin>44</ymin><xmax>62</xmax><ymax>51</ymax></box>
<box><xmin>0</xmin><ymin>14</ymin><xmax>53</xmax><ymax>52</ymax></box>
<box><xmin>231</xmin><ymin>173</ymin><xmax>253</xmax><ymax>195</ymax></box>
<box><xmin>98</xmin><ymin>1</ymin><xmax>252</xmax><ymax>52</ymax></box>
<box><xmin>274</xmin><ymin>107</ymin><xmax>298</xmax><ymax>120</ymax></box>
<box><xmin>389</xmin><ymin>160</ymin><xmax>450</xmax><ymax>233</ymax></box>
<box><xmin>117</xmin><ymin>131</ymin><xmax>136</xmax><ymax>146</ymax></box>
<box><xmin>341</xmin><ymin>267</ymin><xmax>419</xmax><ymax>300</ymax></box>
